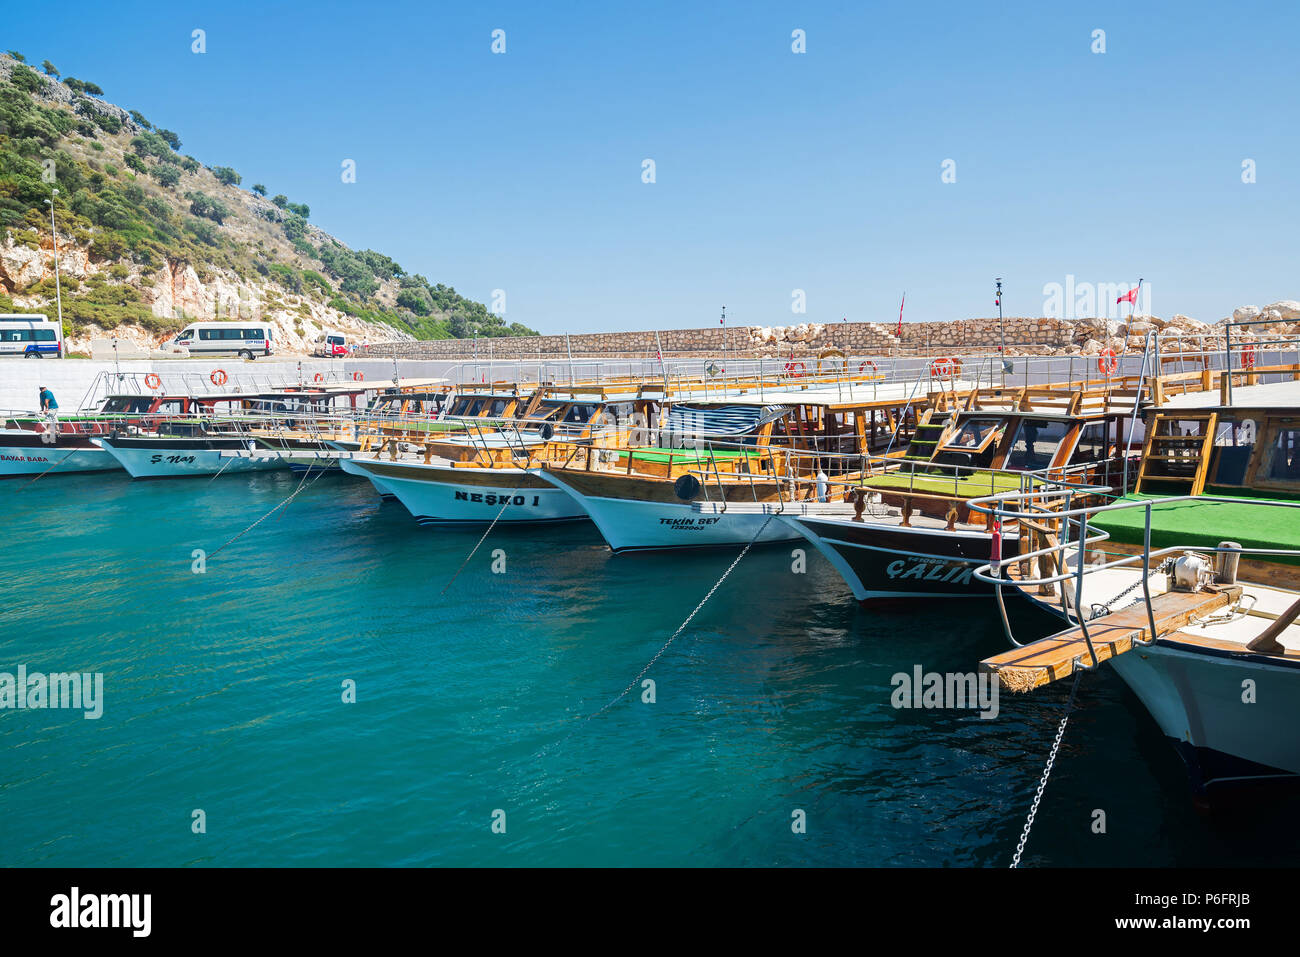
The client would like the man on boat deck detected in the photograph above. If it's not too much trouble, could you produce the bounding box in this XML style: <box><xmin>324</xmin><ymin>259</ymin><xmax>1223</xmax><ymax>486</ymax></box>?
<box><xmin>38</xmin><ymin>385</ymin><xmax>59</xmax><ymax>443</ymax></box>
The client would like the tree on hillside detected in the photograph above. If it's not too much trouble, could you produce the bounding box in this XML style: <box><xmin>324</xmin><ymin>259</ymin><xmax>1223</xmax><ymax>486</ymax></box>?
<box><xmin>63</xmin><ymin>77</ymin><xmax>85</xmax><ymax>93</ymax></box>
<box><xmin>129</xmin><ymin>109</ymin><xmax>151</xmax><ymax>129</ymax></box>
<box><xmin>82</xmin><ymin>81</ymin><xmax>104</xmax><ymax>96</ymax></box>
<box><xmin>41</xmin><ymin>60</ymin><xmax>58</xmax><ymax>77</ymax></box>
<box><xmin>251</xmin><ymin>183</ymin><xmax>266</xmax><ymax>196</ymax></box>
<box><xmin>186</xmin><ymin>191</ymin><xmax>229</xmax><ymax>224</ymax></box>
<box><xmin>285</xmin><ymin>201</ymin><xmax>310</xmax><ymax>218</ymax></box>
<box><xmin>271</xmin><ymin>194</ymin><xmax>288</xmax><ymax>208</ymax></box>
<box><xmin>156</xmin><ymin>128</ymin><xmax>181</xmax><ymax>150</ymax></box>
<box><xmin>282</xmin><ymin>213</ymin><xmax>307</xmax><ymax>241</ymax></box>
<box><xmin>7</xmin><ymin>52</ymin><xmax>25</xmax><ymax>62</ymax></box>
<box><xmin>212</xmin><ymin>166</ymin><xmax>241</xmax><ymax>186</ymax></box>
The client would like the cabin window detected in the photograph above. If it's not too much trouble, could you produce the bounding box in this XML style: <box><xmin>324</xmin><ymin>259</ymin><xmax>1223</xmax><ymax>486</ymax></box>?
<box><xmin>489</xmin><ymin>399</ymin><xmax>508</xmax><ymax>416</ymax></box>
<box><xmin>1069</xmin><ymin>422</ymin><xmax>1109</xmax><ymax>464</ymax></box>
<box><xmin>244</xmin><ymin>329</ymin><xmax>266</xmax><ymax>340</ymax></box>
<box><xmin>1263</xmin><ymin>426</ymin><xmax>1300</xmax><ymax>483</ymax></box>
<box><xmin>942</xmin><ymin>418</ymin><xmax>1001</xmax><ymax>452</ymax></box>
<box><xmin>1005</xmin><ymin>419</ymin><xmax>1071</xmax><ymax>471</ymax></box>
<box><xmin>198</xmin><ymin>329</ymin><xmax>214</xmax><ymax>340</ymax></box>
<box><xmin>1209</xmin><ymin>418</ymin><xmax>1257</xmax><ymax>486</ymax></box>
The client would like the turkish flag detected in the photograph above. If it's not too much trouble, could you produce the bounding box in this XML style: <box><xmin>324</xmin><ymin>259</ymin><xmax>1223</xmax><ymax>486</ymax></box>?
<box><xmin>1116</xmin><ymin>286</ymin><xmax>1139</xmax><ymax>305</ymax></box>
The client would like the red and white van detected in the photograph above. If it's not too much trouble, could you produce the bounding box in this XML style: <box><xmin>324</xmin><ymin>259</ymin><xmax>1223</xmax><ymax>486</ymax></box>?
<box><xmin>312</xmin><ymin>333</ymin><xmax>350</xmax><ymax>358</ymax></box>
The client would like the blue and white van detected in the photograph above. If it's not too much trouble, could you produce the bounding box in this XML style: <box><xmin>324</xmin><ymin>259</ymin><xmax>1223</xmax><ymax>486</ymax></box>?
<box><xmin>0</xmin><ymin>314</ymin><xmax>63</xmax><ymax>358</ymax></box>
<box><xmin>172</xmin><ymin>322</ymin><xmax>274</xmax><ymax>359</ymax></box>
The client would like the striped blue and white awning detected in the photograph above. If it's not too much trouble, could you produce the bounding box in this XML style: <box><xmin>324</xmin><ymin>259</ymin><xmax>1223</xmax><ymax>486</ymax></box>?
<box><xmin>665</xmin><ymin>404</ymin><xmax>789</xmax><ymax>437</ymax></box>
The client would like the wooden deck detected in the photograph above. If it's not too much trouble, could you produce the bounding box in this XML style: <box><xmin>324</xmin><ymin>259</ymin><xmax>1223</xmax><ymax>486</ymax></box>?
<box><xmin>981</xmin><ymin>586</ymin><xmax>1241</xmax><ymax>692</ymax></box>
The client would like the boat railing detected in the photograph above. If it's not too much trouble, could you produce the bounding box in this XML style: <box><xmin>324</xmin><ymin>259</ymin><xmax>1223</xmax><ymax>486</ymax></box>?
<box><xmin>966</xmin><ymin>489</ymin><xmax>1300</xmax><ymax>662</ymax></box>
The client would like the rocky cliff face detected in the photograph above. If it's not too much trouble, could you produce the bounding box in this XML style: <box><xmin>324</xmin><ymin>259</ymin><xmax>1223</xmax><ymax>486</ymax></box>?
<box><xmin>0</xmin><ymin>233</ymin><xmax>412</xmax><ymax>354</ymax></box>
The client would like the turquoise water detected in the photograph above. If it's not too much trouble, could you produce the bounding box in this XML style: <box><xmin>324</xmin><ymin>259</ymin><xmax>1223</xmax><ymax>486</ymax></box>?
<box><xmin>2</xmin><ymin>472</ymin><xmax>1298</xmax><ymax>867</ymax></box>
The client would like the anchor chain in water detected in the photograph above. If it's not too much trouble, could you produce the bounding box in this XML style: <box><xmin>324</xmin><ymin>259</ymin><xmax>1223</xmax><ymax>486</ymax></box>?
<box><xmin>1010</xmin><ymin>671</ymin><xmax>1082</xmax><ymax>869</ymax></box>
<box><xmin>439</xmin><ymin>491</ymin><xmax>517</xmax><ymax>595</ymax></box>
<box><xmin>582</xmin><ymin>513</ymin><xmax>775</xmax><ymax>723</ymax></box>
<box><xmin>206</xmin><ymin>466</ymin><xmax>330</xmax><ymax>560</ymax></box>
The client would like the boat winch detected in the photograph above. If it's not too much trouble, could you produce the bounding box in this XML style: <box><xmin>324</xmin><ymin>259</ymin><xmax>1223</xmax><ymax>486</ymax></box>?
<box><xmin>1169</xmin><ymin>552</ymin><xmax>1214</xmax><ymax>593</ymax></box>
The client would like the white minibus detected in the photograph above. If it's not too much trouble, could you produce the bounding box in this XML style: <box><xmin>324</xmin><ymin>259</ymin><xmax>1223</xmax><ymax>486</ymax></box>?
<box><xmin>172</xmin><ymin>322</ymin><xmax>274</xmax><ymax>359</ymax></box>
<box><xmin>0</xmin><ymin>314</ymin><xmax>63</xmax><ymax>358</ymax></box>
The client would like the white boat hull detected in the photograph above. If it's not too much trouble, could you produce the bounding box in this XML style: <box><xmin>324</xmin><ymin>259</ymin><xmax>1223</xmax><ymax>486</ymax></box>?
<box><xmin>0</xmin><ymin>442</ymin><xmax>120</xmax><ymax>475</ymax></box>
<box><xmin>542</xmin><ymin>473</ymin><xmax>799</xmax><ymax>552</ymax></box>
<box><xmin>95</xmin><ymin>439</ymin><xmax>287</xmax><ymax>478</ymax></box>
<box><xmin>341</xmin><ymin>458</ymin><xmax>587</xmax><ymax>524</ymax></box>
<box><xmin>1111</xmin><ymin>641</ymin><xmax>1300</xmax><ymax>795</ymax></box>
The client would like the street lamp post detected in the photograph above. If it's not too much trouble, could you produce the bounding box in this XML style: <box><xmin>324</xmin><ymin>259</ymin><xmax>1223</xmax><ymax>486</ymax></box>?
<box><xmin>45</xmin><ymin>188</ymin><xmax>63</xmax><ymax>329</ymax></box>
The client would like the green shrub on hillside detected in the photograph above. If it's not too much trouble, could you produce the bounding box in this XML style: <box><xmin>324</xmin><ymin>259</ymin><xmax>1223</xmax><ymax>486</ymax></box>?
<box><xmin>10</xmin><ymin>65</ymin><xmax>43</xmax><ymax>93</ymax></box>
<box><xmin>151</xmin><ymin>164</ymin><xmax>181</xmax><ymax>187</ymax></box>
<box><xmin>212</xmin><ymin>166</ymin><xmax>240</xmax><ymax>186</ymax></box>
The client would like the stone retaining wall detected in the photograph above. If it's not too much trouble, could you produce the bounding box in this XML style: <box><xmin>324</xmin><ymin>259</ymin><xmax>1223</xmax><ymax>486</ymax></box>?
<box><xmin>358</xmin><ymin>316</ymin><xmax>1124</xmax><ymax>360</ymax></box>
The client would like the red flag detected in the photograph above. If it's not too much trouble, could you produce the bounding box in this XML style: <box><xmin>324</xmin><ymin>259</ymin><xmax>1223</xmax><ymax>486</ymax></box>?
<box><xmin>896</xmin><ymin>292</ymin><xmax>905</xmax><ymax>337</ymax></box>
<box><xmin>1116</xmin><ymin>286</ymin><xmax>1139</xmax><ymax>305</ymax></box>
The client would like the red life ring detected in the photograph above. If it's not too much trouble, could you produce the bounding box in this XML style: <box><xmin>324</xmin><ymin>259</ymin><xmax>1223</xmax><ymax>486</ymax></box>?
<box><xmin>1241</xmin><ymin>343</ymin><xmax>1257</xmax><ymax>369</ymax></box>
<box><xmin>210</xmin><ymin>369</ymin><xmax>228</xmax><ymax>386</ymax></box>
<box><xmin>144</xmin><ymin>373</ymin><xmax>162</xmax><ymax>390</ymax></box>
<box><xmin>858</xmin><ymin>360</ymin><xmax>878</xmax><ymax>375</ymax></box>
<box><xmin>784</xmin><ymin>361</ymin><xmax>806</xmax><ymax>378</ymax></box>
<box><xmin>313</xmin><ymin>373</ymin><xmax>324</xmax><ymax>383</ymax></box>
<box><xmin>1097</xmin><ymin>349</ymin><xmax>1118</xmax><ymax>376</ymax></box>
<box><xmin>352</xmin><ymin>371</ymin><xmax>365</xmax><ymax>382</ymax></box>
<box><xmin>930</xmin><ymin>357</ymin><xmax>959</xmax><ymax>378</ymax></box>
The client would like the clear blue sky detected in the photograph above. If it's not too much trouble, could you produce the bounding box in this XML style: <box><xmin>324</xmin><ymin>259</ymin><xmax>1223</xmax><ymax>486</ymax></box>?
<box><xmin>7</xmin><ymin>0</ymin><xmax>1298</xmax><ymax>333</ymax></box>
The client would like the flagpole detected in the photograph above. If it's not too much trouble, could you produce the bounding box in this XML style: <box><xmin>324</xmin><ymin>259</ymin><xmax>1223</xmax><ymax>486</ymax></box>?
<box><xmin>996</xmin><ymin>278</ymin><xmax>1004</xmax><ymax>388</ymax></box>
<box><xmin>896</xmin><ymin>292</ymin><xmax>905</xmax><ymax>358</ymax></box>
<box><xmin>720</xmin><ymin>305</ymin><xmax>727</xmax><ymax>376</ymax></box>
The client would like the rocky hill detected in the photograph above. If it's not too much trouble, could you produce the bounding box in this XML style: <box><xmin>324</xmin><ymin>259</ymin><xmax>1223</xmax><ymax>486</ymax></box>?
<box><xmin>0</xmin><ymin>52</ymin><xmax>537</xmax><ymax>354</ymax></box>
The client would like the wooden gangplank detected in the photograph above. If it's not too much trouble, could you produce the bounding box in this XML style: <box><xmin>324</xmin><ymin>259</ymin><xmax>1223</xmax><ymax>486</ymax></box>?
<box><xmin>981</xmin><ymin>586</ymin><xmax>1240</xmax><ymax>692</ymax></box>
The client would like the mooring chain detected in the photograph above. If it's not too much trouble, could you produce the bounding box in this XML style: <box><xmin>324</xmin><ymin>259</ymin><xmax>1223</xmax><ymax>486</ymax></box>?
<box><xmin>1010</xmin><ymin>670</ymin><xmax>1082</xmax><ymax>869</ymax></box>
<box><xmin>18</xmin><ymin>448</ymin><xmax>81</xmax><ymax>490</ymax></box>
<box><xmin>580</xmin><ymin>513</ymin><xmax>775</xmax><ymax>724</ymax></box>
<box><xmin>439</xmin><ymin>492</ymin><xmax>516</xmax><ymax>595</ymax></box>
<box><xmin>1088</xmin><ymin>557</ymin><xmax>1173</xmax><ymax>620</ymax></box>
<box><xmin>206</xmin><ymin>465</ymin><xmax>330</xmax><ymax>560</ymax></box>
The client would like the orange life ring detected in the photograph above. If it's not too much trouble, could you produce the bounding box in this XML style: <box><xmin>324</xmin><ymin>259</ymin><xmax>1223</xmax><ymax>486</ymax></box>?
<box><xmin>210</xmin><ymin>369</ymin><xmax>228</xmax><ymax>386</ymax></box>
<box><xmin>144</xmin><ymin>373</ymin><xmax>162</xmax><ymax>390</ymax></box>
<box><xmin>352</xmin><ymin>371</ymin><xmax>364</xmax><ymax>382</ymax></box>
<box><xmin>930</xmin><ymin>357</ymin><xmax>959</xmax><ymax>378</ymax></box>
<box><xmin>858</xmin><ymin>360</ymin><xmax>878</xmax><ymax>375</ymax></box>
<box><xmin>1097</xmin><ymin>349</ymin><xmax>1118</xmax><ymax>376</ymax></box>
<box><xmin>1241</xmin><ymin>342</ymin><xmax>1257</xmax><ymax>369</ymax></box>
<box><xmin>313</xmin><ymin>373</ymin><xmax>324</xmax><ymax>383</ymax></box>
